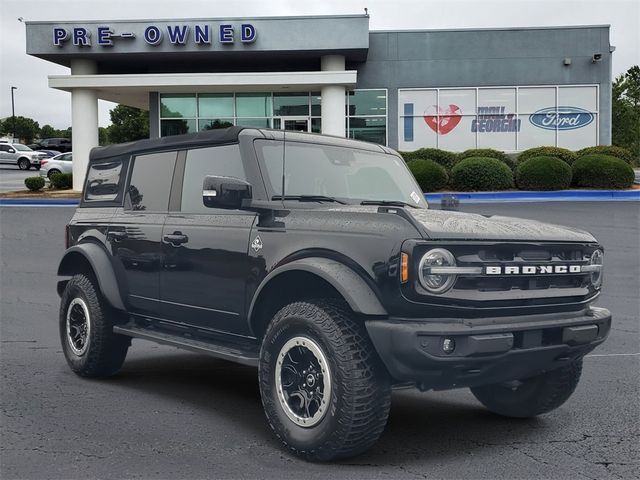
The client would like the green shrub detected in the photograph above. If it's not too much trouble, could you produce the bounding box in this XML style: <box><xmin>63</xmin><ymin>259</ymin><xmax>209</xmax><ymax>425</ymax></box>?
<box><xmin>50</xmin><ymin>172</ymin><xmax>73</xmax><ymax>189</ymax></box>
<box><xmin>24</xmin><ymin>176</ymin><xmax>45</xmax><ymax>191</ymax></box>
<box><xmin>576</xmin><ymin>145</ymin><xmax>636</xmax><ymax>165</ymax></box>
<box><xmin>517</xmin><ymin>146</ymin><xmax>578</xmax><ymax>165</ymax></box>
<box><xmin>516</xmin><ymin>156</ymin><xmax>572</xmax><ymax>190</ymax></box>
<box><xmin>572</xmin><ymin>154</ymin><xmax>634</xmax><ymax>189</ymax></box>
<box><xmin>458</xmin><ymin>148</ymin><xmax>517</xmax><ymax>170</ymax></box>
<box><xmin>400</xmin><ymin>148</ymin><xmax>458</xmax><ymax>171</ymax></box>
<box><xmin>450</xmin><ymin>157</ymin><xmax>514</xmax><ymax>191</ymax></box>
<box><xmin>408</xmin><ymin>159</ymin><xmax>449</xmax><ymax>192</ymax></box>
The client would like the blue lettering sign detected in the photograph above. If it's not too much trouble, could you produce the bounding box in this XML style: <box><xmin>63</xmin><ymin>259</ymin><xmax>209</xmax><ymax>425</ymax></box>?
<box><xmin>219</xmin><ymin>24</ymin><xmax>234</xmax><ymax>43</ymax></box>
<box><xmin>73</xmin><ymin>28</ymin><xmax>91</xmax><ymax>47</ymax></box>
<box><xmin>241</xmin><ymin>24</ymin><xmax>256</xmax><ymax>43</ymax></box>
<box><xmin>53</xmin><ymin>28</ymin><xmax>69</xmax><ymax>46</ymax></box>
<box><xmin>97</xmin><ymin>27</ymin><xmax>113</xmax><ymax>46</ymax></box>
<box><xmin>529</xmin><ymin>106</ymin><xmax>594</xmax><ymax>130</ymax></box>
<box><xmin>194</xmin><ymin>25</ymin><xmax>210</xmax><ymax>44</ymax></box>
<box><xmin>144</xmin><ymin>25</ymin><xmax>162</xmax><ymax>45</ymax></box>
<box><xmin>167</xmin><ymin>25</ymin><xmax>189</xmax><ymax>44</ymax></box>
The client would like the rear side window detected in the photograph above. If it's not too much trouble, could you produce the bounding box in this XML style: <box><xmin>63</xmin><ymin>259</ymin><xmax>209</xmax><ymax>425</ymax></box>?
<box><xmin>85</xmin><ymin>159</ymin><xmax>125</xmax><ymax>202</ymax></box>
<box><xmin>127</xmin><ymin>151</ymin><xmax>177</xmax><ymax>211</ymax></box>
<box><xmin>180</xmin><ymin>145</ymin><xmax>244</xmax><ymax>213</ymax></box>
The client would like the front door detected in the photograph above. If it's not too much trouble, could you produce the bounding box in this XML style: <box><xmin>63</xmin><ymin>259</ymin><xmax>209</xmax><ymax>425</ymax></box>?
<box><xmin>274</xmin><ymin>117</ymin><xmax>310</xmax><ymax>132</ymax></box>
<box><xmin>159</xmin><ymin>144</ymin><xmax>257</xmax><ymax>337</ymax></box>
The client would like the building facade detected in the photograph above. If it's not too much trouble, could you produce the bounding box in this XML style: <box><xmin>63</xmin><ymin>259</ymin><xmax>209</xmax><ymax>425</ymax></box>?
<box><xmin>25</xmin><ymin>15</ymin><xmax>613</xmax><ymax>189</ymax></box>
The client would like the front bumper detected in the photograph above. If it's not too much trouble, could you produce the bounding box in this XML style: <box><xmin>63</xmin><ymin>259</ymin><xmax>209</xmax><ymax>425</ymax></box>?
<box><xmin>365</xmin><ymin>306</ymin><xmax>611</xmax><ymax>390</ymax></box>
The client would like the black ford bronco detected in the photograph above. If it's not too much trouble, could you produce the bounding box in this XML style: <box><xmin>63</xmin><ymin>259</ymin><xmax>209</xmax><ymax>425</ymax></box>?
<box><xmin>58</xmin><ymin>127</ymin><xmax>610</xmax><ymax>461</ymax></box>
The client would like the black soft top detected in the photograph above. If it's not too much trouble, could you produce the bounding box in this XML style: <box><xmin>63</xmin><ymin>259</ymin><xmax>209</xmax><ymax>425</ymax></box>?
<box><xmin>89</xmin><ymin>126</ymin><xmax>247</xmax><ymax>161</ymax></box>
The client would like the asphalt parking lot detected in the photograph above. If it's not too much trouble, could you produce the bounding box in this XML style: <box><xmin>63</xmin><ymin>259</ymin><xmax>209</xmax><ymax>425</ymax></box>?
<box><xmin>1</xmin><ymin>202</ymin><xmax>638</xmax><ymax>479</ymax></box>
<box><xmin>0</xmin><ymin>166</ymin><xmax>40</xmax><ymax>193</ymax></box>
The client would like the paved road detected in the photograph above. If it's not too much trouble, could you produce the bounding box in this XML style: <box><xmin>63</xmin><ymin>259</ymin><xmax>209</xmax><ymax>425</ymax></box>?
<box><xmin>0</xmin><ymin>166</ymin><xmax>39</xmax><ymax>193</ymax></box>
<box><xmin>1</xmin><ymin>203</ymin><xmax>638</xmax><ymax>479</ymax></box>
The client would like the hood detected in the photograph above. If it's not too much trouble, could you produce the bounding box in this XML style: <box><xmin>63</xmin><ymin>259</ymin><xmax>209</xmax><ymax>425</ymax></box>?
<box><xmin>407</xmin><ymin>208</ymin><xmax>596</xmax><ymax>242</ymax></box>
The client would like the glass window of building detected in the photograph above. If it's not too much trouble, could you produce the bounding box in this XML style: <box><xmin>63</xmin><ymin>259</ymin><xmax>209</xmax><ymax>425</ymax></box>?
<box><xmin>198</xmin><ymin>94</ymin><xmax>234</xmax><ymax>118</ymax></box>
<box><xmin>161</xmin><ymin>119</ymin><xmax>196</xmax><ymax>136</ymax></box>
<box><xmin>160</xmin><ymin>94</ymin><xmax>197</xmax><ymax>118</ymax></box>
<box><xmin>235</xmin><ymin>93</ymin><xmax>272</xmax><ymax>118</ymax></box>
<box><xmin>347</xmin><ymin>90</ymin><xmax>387</xmax><ymax>116</ymax></box>
<box><xmin>236</xmin><ymin>118</ymin><xmax>272</xmax><ymax>128</ymax></box>
<box><xmin>198</xmin><ymin>119</ymin><xmax>235</xmax><ymax>131</ymax></box>
<box><xmin>311</xmin><ymin>92</ymin><xmax>322</xmax><ymax>117</ymax></box>
<box><xmin>348</xmin><ymin>117</ymin><xmax>387</xmax><ymax>146</ymax></box>
<box><xmin>347</xmin><ymin>89</ymin><xmax>387</xmax><ymax>145</ymax></box>
<box><xmin>273</xmin><ymin>93</ymin><xmax>310</xmax><ymax>116</ymax></box>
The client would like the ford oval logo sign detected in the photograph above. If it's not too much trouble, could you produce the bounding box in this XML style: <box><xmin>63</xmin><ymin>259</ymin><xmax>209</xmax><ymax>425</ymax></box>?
<box><xmin>529</xmin><ymin>106</ymin><xmax>594</xmax><ymax>130</ymax></box>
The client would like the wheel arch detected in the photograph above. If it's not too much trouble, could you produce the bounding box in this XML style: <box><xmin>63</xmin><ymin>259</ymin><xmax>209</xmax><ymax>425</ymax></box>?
<box><xmin>248</xmin><ymin>258</ymin><xmax>387</xmax><ymax>338</ymax></box>
<box><xmin>57</xmin><ymin>243</ymin><xmax>126</xmax><ymax>311</ymax></box>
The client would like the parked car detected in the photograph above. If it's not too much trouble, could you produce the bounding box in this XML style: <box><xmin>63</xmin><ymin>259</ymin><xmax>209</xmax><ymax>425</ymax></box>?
<box><xmin>38</xmin><ymin>149</ymin><xmax>62</xmax><ymax>158</ymax></box>
<box><xmin>57</xmin><ymin>127</ymin><xmax>610</xmax><ymax>461</ymax></box>
<box><xmin>34</xmin><ymin>138</ymin><xmax>72</xmax><ymax>153</ymax></box>
<box><xmin>40</xmin><ymin>152</ymin><xmax>72</xmax><ymax>179</ymax></box>
<box><xmin>0</xmin><ymin>142</ymin><xmax>47</xmax><ymax>170</ymax></box>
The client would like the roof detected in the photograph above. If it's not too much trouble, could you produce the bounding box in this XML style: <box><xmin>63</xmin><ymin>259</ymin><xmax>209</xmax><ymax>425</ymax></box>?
<box><xmin>89</xmin><ymin>126</ymin><xmax>246</xmax><ymax>161</ymax></box>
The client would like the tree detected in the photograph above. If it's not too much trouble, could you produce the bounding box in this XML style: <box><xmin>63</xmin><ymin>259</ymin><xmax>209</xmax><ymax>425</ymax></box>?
<box><xmin>98</xmin><ymin>127</ymin><xmax>110</xmax><ymax>146</ymax></box>
<box><xmin>612</xmin><ymin>65</ymin><xmax>640</xmax><ymax>163</ymax></box>
<box><xmin>40</xmin><ymin>124</ymin><xmax>57</xmax><ymax>139</ymax></box>
<box><xmin>106</xmin><ymin>105</ymin><xmax>149</xmax><ymax>144</ymax></box>
<box><xmin>0</xmin><ymin>115</ymin><xmax>40</xmax><ymax>144</ymax></box>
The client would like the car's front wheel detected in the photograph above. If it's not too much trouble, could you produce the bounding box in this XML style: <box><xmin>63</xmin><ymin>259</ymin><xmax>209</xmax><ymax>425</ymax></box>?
<box><xmin>259</xmin><ymin>300</ymin><xmax>391</xmax><ymax>461</ymax></box>
<box><xmin>59</xmin><ymin>273</ymin><xmax>130</xmax><ymax>377</ymax></box>
<box><xmin>470</xmin><ymin>360</ymin><xmax>583</xmax><ymax>418</ymax></box>
<box><xmin>17</xmin><ymin>158</ymin><xmax>30</xmax><ymax>170</ymax></box>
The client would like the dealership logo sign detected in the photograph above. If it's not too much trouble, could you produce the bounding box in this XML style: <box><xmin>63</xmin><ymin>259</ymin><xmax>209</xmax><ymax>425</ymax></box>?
<box><xmin>423</xmin><ymin>104</ymin><xmax>462</xmax><ymax>135</ymax></box>
<box><xmin>529</xmin><ymin>106</ymin><xmax>594</xmax><ymax>130</ymax></box>
<box><xmin>472</xmin><ymin>106</ymin><xmax>521</xmax><ymax>133</ymax></box>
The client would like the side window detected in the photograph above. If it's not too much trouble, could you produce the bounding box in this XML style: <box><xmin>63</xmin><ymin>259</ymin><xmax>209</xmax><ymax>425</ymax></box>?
<box><xmin>180</xmin><ymin>145</ymin><xmax>245</xmax><ymax>213</ymax></box>
<box><xmin>0</xmin><ymin>145</ymin><xmax>10</xmax><ymax>152</ymax></box>
<box><xmin>85</xmin><ymin>159</ymin><xmax>125</xmax><ymax>202</ymax></box>
<box><xmin>127</xmin><ymin>151</ymin><xmax>177</xmax><ymax>211</ymax></box>
<box><xmin>61</xmin><ymin>153</ymin><xmax>72</xmax><ymax>161</ymax></box>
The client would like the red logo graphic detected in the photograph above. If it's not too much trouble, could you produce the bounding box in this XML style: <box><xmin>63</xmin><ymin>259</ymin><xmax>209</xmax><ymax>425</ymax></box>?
<box><xmin>423</xmin><ymin>104</ymin><xmax>462</xmax><ymax>135</ymax></box>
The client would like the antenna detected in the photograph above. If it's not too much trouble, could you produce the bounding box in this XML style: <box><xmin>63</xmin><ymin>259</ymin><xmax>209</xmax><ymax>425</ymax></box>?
<box><xmin>280</xmin><ymin>129</ymin><xmax>286</xmax><ymax>206</ymax></box>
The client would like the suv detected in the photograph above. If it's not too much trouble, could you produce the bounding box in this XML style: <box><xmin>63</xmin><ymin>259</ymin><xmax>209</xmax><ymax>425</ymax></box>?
<box><xmin>57</xmin><ymin>127</ymin><xmax>610</xmax><ymax>461</ymax></box>
<box><xmin>35</xmin><ymin>138</ymin><xmax>72</xmax><ymax>153</ymax></box>
<box><xmin>0</xmin><ymin>142</ymin><xmax>47</xmax><ymax>170</ymax></box>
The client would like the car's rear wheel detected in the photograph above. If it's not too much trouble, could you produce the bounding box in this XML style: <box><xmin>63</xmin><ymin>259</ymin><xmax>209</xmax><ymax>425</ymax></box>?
<box><xmin>59</xmin><ymin>273</ymin><xmax>130</xmax><ymax>377</ymax></box>
<box><xmin>18</xmin><ymin>158</ymin><xmax>30</xmax><ymax>170</ymax></box>
<box><xmin>259</xmin><ymin>299</ymin><xmax>391</xmax><ymax>461</ymax></box>
<box><xmin>470</xmin><ymin>360</ymin><xmax>583</xmax><ymax>418</ymax></box>
<box><xmin>47</xmin><ymin>169</ymin><xmax>61</xmax><ymax>179</ymax></box>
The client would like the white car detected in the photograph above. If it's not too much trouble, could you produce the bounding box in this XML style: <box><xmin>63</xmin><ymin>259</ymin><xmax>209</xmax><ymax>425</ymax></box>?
<box><xmin>0</xmin><ymin>142</ymin><xmax>47</xmax><ymax>170</ymax></box>
<box><xmin>40</xmin><ymin>152</ymin><xmax>73</xmax><ymax>179</ymax></box>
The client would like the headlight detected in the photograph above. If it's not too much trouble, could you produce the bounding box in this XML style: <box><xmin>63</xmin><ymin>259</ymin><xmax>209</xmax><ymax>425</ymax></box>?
<box><xmin>418</xmin><ymin>248</ymin><xmax>457</xmax><ymax>294</ymax></box>
<box><xmin>590</xmin><ymin>249</ymin><xmax>603</xmax><ymax>288</ymax></box>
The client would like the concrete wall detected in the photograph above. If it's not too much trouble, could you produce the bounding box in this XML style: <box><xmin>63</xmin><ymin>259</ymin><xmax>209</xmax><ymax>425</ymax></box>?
<box><xmin>355</xmin><ymin>26</ymin><xmax>612</xmax><ymax>150</ymax></box>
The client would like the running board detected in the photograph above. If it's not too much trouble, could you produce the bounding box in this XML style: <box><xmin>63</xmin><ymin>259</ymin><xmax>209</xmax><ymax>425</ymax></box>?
<box><xmin>113</xmin><ymin>325</ymin><xmax>259</xmax><ymax>367</ymax></box>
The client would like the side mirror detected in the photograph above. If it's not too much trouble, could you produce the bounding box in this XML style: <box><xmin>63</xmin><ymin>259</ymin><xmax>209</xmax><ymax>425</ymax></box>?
<box><xmin>203</xmin><ymin>175</ymin><xmax>252</xmax><ymax>209</ymax></box>
<box><xmin>8</xmin><ymin>149</ymin><xmax>15</xmax><ymax>153</ymax></box>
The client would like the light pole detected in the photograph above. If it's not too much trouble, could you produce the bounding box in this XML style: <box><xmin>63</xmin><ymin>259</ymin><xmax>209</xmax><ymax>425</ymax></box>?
<box><xmin>11</xmin><ymin>86</ymin><xmax>17</xmax><ymax>141</ymax></box>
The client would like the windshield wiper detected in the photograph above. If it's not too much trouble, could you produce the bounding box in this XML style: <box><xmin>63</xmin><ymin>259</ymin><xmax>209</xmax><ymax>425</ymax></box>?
<box><xmin>360</xmin><ymin>200</ymin><xmax>419</xmax><ymax>208</ymax></box>
<box><xmin>272</xmin><ymin>195</ymin><xmax>347</xmax><ymax>205</ymax></box>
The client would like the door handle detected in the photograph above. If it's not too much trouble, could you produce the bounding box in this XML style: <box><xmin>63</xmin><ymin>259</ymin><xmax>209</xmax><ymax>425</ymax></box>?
<box><xmin>107</xmin><ymin>230</ymin><xmax>127</xmax><ymax>241</ymax></box>
<box><xmin>163</xmin><ymin>232</ymin><xmax>189</xmax><ymax>245</ymax></box>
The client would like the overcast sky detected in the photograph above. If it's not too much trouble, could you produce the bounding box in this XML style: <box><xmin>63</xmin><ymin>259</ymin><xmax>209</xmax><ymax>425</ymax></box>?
<box><xmin>1</xmin><ymin>0</ymin><xmax>638</xmax><ymax>129</ymax></box>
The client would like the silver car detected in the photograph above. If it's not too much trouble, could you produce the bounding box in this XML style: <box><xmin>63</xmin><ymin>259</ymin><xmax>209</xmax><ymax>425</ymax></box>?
<box><xmin>40</xmin><ymin>152</ymin><xmax>73</xmax><ymax>179</ymax></box>
<box><xmin>0</xmin><ymin>142</ymin><xmax>47</xmax><ymax>170</ymax></box>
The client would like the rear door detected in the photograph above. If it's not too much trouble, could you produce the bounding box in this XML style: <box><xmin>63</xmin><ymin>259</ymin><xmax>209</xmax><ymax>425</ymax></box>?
<box><xmin>0</xmin><ymin>144</ymin><xmax>13</xmax><ymax>164</ymax></box>
<box><xmin>160</xmin><ymin>144</ymin><xmax>257</xmax><ymax>337</ymax></box>
<box><xmin>107</xmin><ymin>150</ymin><xmax>177</xmax><ymax>317</ymax></box>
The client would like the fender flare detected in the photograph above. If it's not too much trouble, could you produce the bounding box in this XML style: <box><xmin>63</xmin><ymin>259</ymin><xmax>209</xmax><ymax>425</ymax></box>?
<box><xmin>57</xmin><ymin>243</ymin><xmax>126</xmax><ymax>311</ymax></box>
<box><xmin>248</xmin><ymin>257</ymin><xmax>388</xmax><ymax>320</ymax></box>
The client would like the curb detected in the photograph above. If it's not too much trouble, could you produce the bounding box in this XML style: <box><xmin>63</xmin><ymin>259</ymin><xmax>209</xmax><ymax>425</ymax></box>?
<box><xmin>425</xmin><ymin>189</ymin><xmax>640</xmax><ymax>203</ymax></box>
<box><xmin>0</xmin><ymin>198</ymin><xmax>80</xmax><ymax>206</ymax></box>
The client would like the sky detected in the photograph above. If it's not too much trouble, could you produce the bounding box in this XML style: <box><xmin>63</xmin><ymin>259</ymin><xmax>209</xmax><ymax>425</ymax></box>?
<box><xmin>0</xmin><ymin>0</ymin><xmax>638</xmax><ymax>129</ymax></box>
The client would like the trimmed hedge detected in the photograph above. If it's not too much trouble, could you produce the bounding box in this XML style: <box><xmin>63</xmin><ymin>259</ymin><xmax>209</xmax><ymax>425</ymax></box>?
<box><xmin>450</xmin><ymin>157</ymin><xmax>514</xmax><ymax>191</ymax></box>
<box><xmin>576</xmin><ymin>145</ymin><xmax>636</xmax><ymax>165</ymax></box>
<box><xmin>572</xmin><ymin>154</ymin><xmax>634</xmax><ymax>189</ymax></box>
<box><xmin>408</xmin><ymin>159</ymin><xmax>449</xmax><ymax>192</ymax></box>
<box><xmin>50</xmin><ymin>172</ymin><xmax>73</xmax><ymax>189</ymax></box>
<box><xmin>516</xmin><ymin>156</ymin><xmax>572</xmax><ymax>190</ymax></box>
<box><xmin>25</xmin><ymin>176</ymin><xmax>45</xmax><ymax>191</ymax></box>
<box><xmin>400</xmin><ymin>148</ymin><xmax>458</xmax><ymax>171</ymax></box>
<box><xmin>517</xmin><ymin>146</ymin><xmax>577</xmax><ymax>165</ymax></box>
<box><xmin>458</xmin><ymin>148</ymin><xmax>517</xmax><ymax>171</ymax></box>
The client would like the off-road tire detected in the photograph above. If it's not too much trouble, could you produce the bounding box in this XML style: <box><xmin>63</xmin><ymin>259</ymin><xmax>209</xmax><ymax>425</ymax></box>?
<box><xmin>471</xmin><ymin>360</ymin><xmax>583</xmax><ymax>418</ymax></box>
<box><xmin>259</xmin><ymin>300</ymin><xmax>391</xmax><ymax>461</ymax></box>
<box><xmin>18</xmin><ymin>158</ymin><xmax>30</xmax><ymax>170</ymax></box>
<box><xmin>59</xmin><ymin>273</ymin><xmax>129</xmax><ymax>377</ymax></box>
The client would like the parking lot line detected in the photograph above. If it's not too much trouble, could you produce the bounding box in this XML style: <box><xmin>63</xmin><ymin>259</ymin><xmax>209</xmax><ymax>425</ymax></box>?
<box><xmin>585</xmin><ymin>353</ymin><xmax>640</xmax><ymax>357</ymax></box>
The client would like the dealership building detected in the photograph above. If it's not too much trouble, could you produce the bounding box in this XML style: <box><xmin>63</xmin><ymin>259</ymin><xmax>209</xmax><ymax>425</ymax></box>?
<box><xmin>25</xmin><ymin>15</ymin><xmax>613</xmax><ymax>189</ymax></box>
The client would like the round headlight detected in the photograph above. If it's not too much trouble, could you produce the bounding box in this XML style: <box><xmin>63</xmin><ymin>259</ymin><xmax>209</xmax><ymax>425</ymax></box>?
<box><xmin>590</xmin><ymin>249</ymin><xmax>603</xmax><ymax>288</ymax></box>
<box><xmin>418</xmin><ymin>248</ymin><xmax>457</xmax><ymax>294</ymax></box>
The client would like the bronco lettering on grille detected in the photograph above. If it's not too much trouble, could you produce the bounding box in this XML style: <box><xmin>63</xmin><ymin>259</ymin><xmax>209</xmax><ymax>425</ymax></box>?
<box><xmin>485</xmin><ymin>265</ymin><xmax>582</xmax><ymax>275</ymax></box>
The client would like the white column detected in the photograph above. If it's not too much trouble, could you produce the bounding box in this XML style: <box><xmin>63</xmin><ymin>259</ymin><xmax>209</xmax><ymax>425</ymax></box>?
<box><xmin>70</xmin><ymin>59</ymin><xmax>98</xmax><ymax>192</ymax></box>
<box><xmin>320</xmin><ymin>55</ymin><xmax>346</xmax><ymax>137</ymax></box>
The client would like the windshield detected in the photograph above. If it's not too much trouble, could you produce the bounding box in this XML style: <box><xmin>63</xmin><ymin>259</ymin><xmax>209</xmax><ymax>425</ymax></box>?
<box><xmin>255</xmin><ymin>140</ymin><xmax>426</xmax><ymax>208</ymax></box>
<box><xmin>13</xmin><ymin>144</ymin><xmax>32</xmax><ymax>152</ymax></box>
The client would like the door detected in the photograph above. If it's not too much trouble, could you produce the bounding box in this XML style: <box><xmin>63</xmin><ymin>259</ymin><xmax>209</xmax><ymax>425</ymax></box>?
<box><xmin>107</xmin><ymin>150</ymin><xmax>177</xmax><ymax>317</ymax></box>
<box><xmin>273</xmin><ymin>117</ymin><xmax>310</xmax><ymax>132</ymax></box>
<box><xmin>160</xmin><ymin>144</ymin><xmax>257</xmax><ymax>337</ymax></box>
<box><xmin>0</xmin><ymin>144</ymin><xmax>15</xmax><ymax>164</ymax></box>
